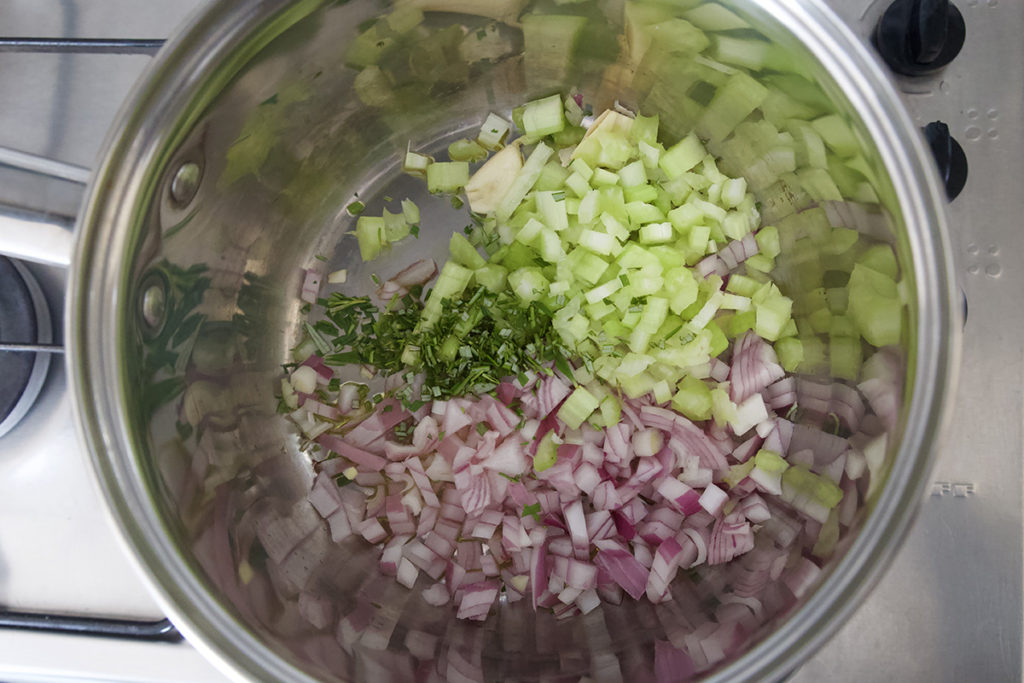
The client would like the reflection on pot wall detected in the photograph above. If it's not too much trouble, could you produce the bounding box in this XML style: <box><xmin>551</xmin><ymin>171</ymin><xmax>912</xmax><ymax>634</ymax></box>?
<box><xmin>123</xmin><ymin>1</ymin><xmax>911</xmax><ymax>680</ymax></box>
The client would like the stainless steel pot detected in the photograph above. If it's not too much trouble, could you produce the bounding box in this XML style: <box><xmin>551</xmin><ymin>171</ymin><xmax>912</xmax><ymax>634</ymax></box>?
<box><xmin>1</xmin><ymin>0</ymin><xmax>960</xmax><ymax>680</ymax></box>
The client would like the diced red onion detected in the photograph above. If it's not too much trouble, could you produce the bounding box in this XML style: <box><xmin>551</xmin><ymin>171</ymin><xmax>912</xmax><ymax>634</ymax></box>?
<box><xmin>422</xmin><ymin>582</ymin><xmax>450</xmax><ymax>606</ymax></box>
<box><xmin>698</xmin><ymin>483</ymin><xmax>728</xmax><ymax>516</ymax></box>
<box><xmin>593</xmin><ymin>540</ymin><xmax>649</xmax><ymax>600</ymax></box>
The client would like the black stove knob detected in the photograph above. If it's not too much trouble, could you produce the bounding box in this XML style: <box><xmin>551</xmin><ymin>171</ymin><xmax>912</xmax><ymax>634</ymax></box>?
<box><xmin>874</xmin><ymin>0</ymin><xmax>966</xmax><ymax>76</ymax></box>
<box><xmin>923</xmin><ymin>121</ymin><xmax>967</xmax><ymax>201</ymax></box>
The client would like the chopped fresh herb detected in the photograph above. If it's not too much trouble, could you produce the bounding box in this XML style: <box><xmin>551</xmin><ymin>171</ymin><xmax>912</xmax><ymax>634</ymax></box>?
<box><xmin>346</xmin><ymin>201</ymin><xmax>366</xmax><ymax>215</ymax></box>
<box><xmin>522</xmin><ymin>503</ymin><xmax>542</xmax><ymax>521</ymax></box>
<box><xmin>303</xmin><ymin>322</ymin><xmax>332</xmax><ymax>355</ymax></box>
<box><xmin>314</xmin><ymin>254</ymin><xmax>328</xmax><ymax>262</ymax></box>
<box><xmin>319</xmin><ymin>287</ymin><xmax>578</xmax><ymax>410</ymax></box>
<box><xmin>451</xmin><ymin>196</ymin><xmax>464</xmax><ymax>209</ymax></box>
<box><xmin>476</xmin><ymin>422</ymin><xmax>489</xmax><ymax>436</ymax></box>
<box><xmin>410</xmin><ymin>225</ymin><xmax>420</xmax><ymax>238</ymax></box>
<box><xmin>497</xmin><ymin>472</ymin><xmax>521</xmax><ymax>482</ymax></box>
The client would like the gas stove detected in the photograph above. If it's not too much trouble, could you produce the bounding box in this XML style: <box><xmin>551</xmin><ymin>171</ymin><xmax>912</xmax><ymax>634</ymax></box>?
<box><xmin>0</xmin><ymin>1</ymin><xmax>1018</xmax><ymax>681</ymax></box>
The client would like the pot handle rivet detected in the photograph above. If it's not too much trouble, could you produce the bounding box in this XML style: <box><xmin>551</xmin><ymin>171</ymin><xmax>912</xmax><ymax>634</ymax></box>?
<box><xmin>140</xmin><ymin>277</ymin><xmax>168</xmax><ymax>334</ymax></box>
<box><xmin>170</xmin><ymin>161</ymin><xmax>202</xmax><ymax>206</ymax></box>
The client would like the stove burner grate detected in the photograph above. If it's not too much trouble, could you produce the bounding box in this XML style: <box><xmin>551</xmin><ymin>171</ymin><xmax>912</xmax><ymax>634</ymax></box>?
<box><xmin>0</xmin><ymin>256</ymin><xmax>54</xmax><ymax>438</ymax></box>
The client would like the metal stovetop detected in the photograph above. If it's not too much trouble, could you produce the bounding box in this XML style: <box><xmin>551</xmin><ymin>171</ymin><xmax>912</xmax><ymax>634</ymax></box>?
<box><xmin>0</xmin><ymin>1</ymin><xmax>1019</xmax><ymax>681</ymax></box>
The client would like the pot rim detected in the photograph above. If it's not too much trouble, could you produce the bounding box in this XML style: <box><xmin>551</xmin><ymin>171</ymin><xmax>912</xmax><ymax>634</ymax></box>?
<box><xmin>67</xmin><ymin>1</ymin><xmax>961</xmax><ymax>681</ymax></box>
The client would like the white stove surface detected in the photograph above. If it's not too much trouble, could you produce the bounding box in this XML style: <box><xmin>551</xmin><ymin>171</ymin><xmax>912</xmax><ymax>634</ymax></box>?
<box><xmin>0</xmin><ymin>1</ymin><xmax>1020</xmax><ymax>682</ymax></box>
<box><xmin>0</xmin><ymin>2</ymin><xmax>226</xmax><ymax>681</ymax></box>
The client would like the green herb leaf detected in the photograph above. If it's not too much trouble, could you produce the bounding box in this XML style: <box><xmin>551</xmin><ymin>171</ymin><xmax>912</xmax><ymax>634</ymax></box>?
<box><xmin>522</xmin><ymin>503</ymin><xmax>541</xmax><ymax>521</ymax></box>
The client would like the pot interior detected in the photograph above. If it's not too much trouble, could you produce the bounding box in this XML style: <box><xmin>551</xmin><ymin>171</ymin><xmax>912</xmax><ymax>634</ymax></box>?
<box><xmin>77</xmin><ymin>1</ymin><xmax>953</xmax><ymax>681</ymax></box>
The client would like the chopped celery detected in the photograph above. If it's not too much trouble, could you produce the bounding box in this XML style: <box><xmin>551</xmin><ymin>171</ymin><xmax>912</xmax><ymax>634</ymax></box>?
<box><xmin>626</xmin><ymin>201</ymin><xmax>665</xmax><ymax>225</ymax></box>
<box><xmin>706</xmin><ymin>320</ymin><xmax>728</xmax><ymax>357</ymax></box>
<box><xmin>496</xmin><ymin>143</ymin><xmax>554</xmax><ymax>222</ymax></box>
<box><xmin>652</xmin><ymin>379</ymin><xmax>673</xmax><ymax>405</ymax></box>
<box><xmin>509</xmin><ymin>267</ymin><xmax>549</xmax><ymax>303</ymax></box>
<box><xmin>639</xmin><ymin>222</ymin><xmax>673</xmax><ymax>245</ymax></box>
<box><xmin>625</xmin><ymin>184</ymin><xmax>659</xmax><ymax>204</ymax></box>
<box><xmin>448</xmin><ymin>138</ymin><xmax>488</xmax><ymax>162</ymax></box>
<box><xmin>477</xmin><ymin>113</ymin><xmax>512</xmax><ymax>150</ymax></box>
<box><xmin>404</xmin><ymin>150</ymin><xmax>432</xmax><ymax>176</ymax></box>
<box><xmin>427</xmin><ymin>161</ymin><xmax>470</xmax><ymax>193</ymax></box>
<box><xmin>382</xmin><ymin>209</ymin><xmax>410</xmax><ymax>242</ymax></box>
<box><xmin>537</xmin><ymin>191</ymin><xmax>569</xmax><ymax>231</ymax></box>
<box><xmin>722</xmin><ymin>211</ymin><xmax>751</xmax><ymax>241</ymax></box>
<box><xmin>755</xmin><ymin>225</ymin><xmax>781</xmax><ymax>259</ymax></box>
<box><xmin>579</xmin><ymin>229</ymin><xmax>621</xmax><ymax>256</ymax></box>
<box><xmin>449</xmin><ymin>232</ymin><xmax>487</xmax><ymax>269</ymax></box>
<box><xmin>630</xmin><ymin>114</ymin><xmax>660</xmax><ymax>146</ymax></box>
<box><xmin>620</xmin><ymin>371</ymin><xmax>656</xmax><ymax>399</ymax></box>
<box><xmin>401</xmin><ymin>199</ymin><xmax>420</xmax><ymax>225</ymax></box>
<box><xmin>774</xmin><ymin>337</ymin><xmax>803</xmax><ymax>372</ymax></box>
<box><xmin>558</xmin><ymin>387</ymin><xmax>600</xmax><ymax>429</ymax></box>
<box><xmin>754</xmin><ymin>290</ymin><xmax>793</xmax><ymax>341</ymax></box>
<box><xmin>552</xmin><ymin>125</ymin><xmax>586</xmax><ymax>147</ymax></box>
<box><xmin>710</xmin><ymin>387</ymin><xmax>737</xmax><ymax>427</ymax></box>
<box><xmin>659</xmin><ymin>134</ymin><xmax>706</xmax><ymax>179</ymax></box>
<box><xmin>473</xmin><ymin>263</ymin><xmax>508</xmax><ymax>292</ymax></box>
<box><xmin>537</xmin><ymin>228</ymin><xmax>566</xmax><ymax>263</ymax></box>
<box><xmin>599</xmin><ymin>394</ymin><xmax>621</xmax><ymax>426</ymax></box>
<box><xmin>577</xmin><ymin>189</ymin><xmax>600</xmax><ymax>223</ymax></box>
<box><xmin>565</xmin><ymin>173</ymin><xmax>591</xmax><ymax>198</ymax></box>
<box><xmin>534</xmin><ymin>431</ymin><xmax>560</xmax><ymax>472</ymax></box>
<box><xmin>754</xmin><ymin>449</ymin><xmax>788</xmax><ymax>474</ymax></box>
<box><xmin>515</xmin><ymin>217</ymin><xmax>544</xmax><ymax>245</ymax></box>
<box><xmin>618</xmin><ymin>160</ymin><xmax>648</xmax><ymax>188</ymax></box>
<box><xmin>592</xmin><ymin>168</ymin><xmax>620</xmax><ymax>187</ymax></box>
<box><xmin>726</xmin><ymin>273</ymin><xmax>760</xmax><ymax>297</ymax></box>
<box><xmin>585</xmin><ymin>278</ymin><xmax>622</xmax><ymax>304</ymax></box>
<box><xmin>356</xmin><ymin>216</ymin><xmax>386</xmax><ymax>261</ymax></box>
<box><xmin>671</xmin><ymin>375</ymin><xmax>712</xmax><ymax>420</ymax></box>
<box><xmin>522</xmin><ymin>94</ymin><xmax>567</xmax><ymax>138</ymax></box>
<box><xmin>570</xmin><ymin>158</ymin><xmax>594</xmax><ymax>181</ymax></box>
